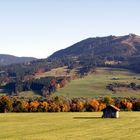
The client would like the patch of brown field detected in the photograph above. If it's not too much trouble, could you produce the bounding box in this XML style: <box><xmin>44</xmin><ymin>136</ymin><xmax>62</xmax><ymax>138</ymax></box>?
<box><xmin>113</xmin><ymin>87</ymin><xmax>139</xmax><ymax>94</ymax></box>
<box><xmin>94</xmin><ymin>67</ymin><xmax>109</xmax><ymax>74</ymax></box>
<box><xmin>91</xmin><ymin>85</ymin><xmax>105</xmax><ymax>90</ymax></box>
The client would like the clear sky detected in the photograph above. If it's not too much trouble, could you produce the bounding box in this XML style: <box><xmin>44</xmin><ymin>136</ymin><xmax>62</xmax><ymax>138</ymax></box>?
<box><xmin>0</xmin><ymin>0</ymin><xmax>140</xmax><ymax>58</ymax></box>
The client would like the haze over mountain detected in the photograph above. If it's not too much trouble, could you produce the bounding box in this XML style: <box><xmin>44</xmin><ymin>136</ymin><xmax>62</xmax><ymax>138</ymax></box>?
<box><xmin>0</xmin><ymin>54</ymin><xmax>37</xmax><ymax>65</ymax></box>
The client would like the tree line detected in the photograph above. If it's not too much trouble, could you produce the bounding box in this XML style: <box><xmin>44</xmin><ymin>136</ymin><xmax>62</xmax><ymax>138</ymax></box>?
<box><xmin>1</xmin><ymin>76</ymin><xmax>71</xmax><ymax>96</ymax></box>
<box><xmin>0</xmin><ymin>96</ymin><xmax>140</xmax><ymax>113</ymax></box>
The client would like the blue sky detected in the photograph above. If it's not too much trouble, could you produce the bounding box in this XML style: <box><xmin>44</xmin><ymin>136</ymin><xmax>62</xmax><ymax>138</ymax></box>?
<box><xmin>0</xmin><ymin>0</ymin><xmax>140</xmax><ymax>58</ymax></box>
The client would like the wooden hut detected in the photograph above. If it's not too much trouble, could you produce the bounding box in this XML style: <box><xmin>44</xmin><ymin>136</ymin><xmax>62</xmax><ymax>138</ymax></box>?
<box><xmin>102</xmin><ymin>105</ymin><xmax>120</xmax><ymax>118</ymax></box>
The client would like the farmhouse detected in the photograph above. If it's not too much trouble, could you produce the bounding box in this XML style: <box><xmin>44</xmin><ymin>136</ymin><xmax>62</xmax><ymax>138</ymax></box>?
<box><xmin>102</xmin><ymin>105</ymin><xmax>120</xmax><ymax>118</ymax></box>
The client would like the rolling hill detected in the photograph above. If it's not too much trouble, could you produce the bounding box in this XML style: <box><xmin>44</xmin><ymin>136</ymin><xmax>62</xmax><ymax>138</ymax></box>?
<box><xmin>55</xmin><ymin>67</ymin><xmax>140</xmax><ymax>98</ymax></box>
<box><xmin>50</xmin><ymin>34</ymin><xmax>140</xmax><ymax>58</ymax></box>
<box><xmin>0</xmin><ymin>54</ymin><xmax>37</xmax><ymax>65</ymax></box>
<box><xmin>50</xmin><ymin>34</ymin><xmax>140</xmax><ymax>72</ymax></box>
<box><xmin>2</xmin><ymin>34</ymin><xmax>140</xmax><ymax>76</ymax></box>
<box><xmin>1</xmin><ymin>34</ymin><xmax>140</xmax><ymax>98</ymax></box>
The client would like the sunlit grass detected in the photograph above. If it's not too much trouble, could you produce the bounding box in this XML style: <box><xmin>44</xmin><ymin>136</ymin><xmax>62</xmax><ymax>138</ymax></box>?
<box><xmin>0</xmin><ymin>112</ymin><xmax>140</xmax><ymax>140</ymax></box>
<box><xmin>55</xmin><ymin>67</ymin><xmax>140</xmax><ymax>98</ymax></box>
<box><xmin>35</xmin><ymin>66</ymin><xmax>76</xmax><ymax>79</ymax></box>
<box><xmin>18</xmin><ymin>91</ymin><xmax>41</xmax><ymax>98</ymax></box>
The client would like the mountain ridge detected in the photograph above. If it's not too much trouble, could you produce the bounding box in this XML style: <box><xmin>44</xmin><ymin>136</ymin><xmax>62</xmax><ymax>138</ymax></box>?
<box><xmin>48</xmin><ymin>34</ymin><xmax>140</xmax><ymax>72</ymax></box>
<box><xmin>50</xmin><ymin>34</ymin><xmax>140</xmax><ymax>58</ymax></box>
<box><xmin>0</xmin><ymin>54</ymin><xmax>37</xmax><ymax>65</ymax></box>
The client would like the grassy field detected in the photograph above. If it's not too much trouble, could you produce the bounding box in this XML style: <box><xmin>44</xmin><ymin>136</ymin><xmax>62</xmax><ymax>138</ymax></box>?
<box><xmin>0</xmin><ymin>112</ymin><xmax>140</xmax><ymax>140</ymax></box>
<box><xmin>18</xmin><ymin>91</ymin><xmax>41</xmax><ymax>98</ymax></box>
<box><xmin>35</xmin><ymin>66</ymin><xmax>76</xmax><ymax>79</ymax></box>
<box><xmin>55</xmin><ymin>67</ymin><xmax>140</xmax><ymax>98</ymax></box>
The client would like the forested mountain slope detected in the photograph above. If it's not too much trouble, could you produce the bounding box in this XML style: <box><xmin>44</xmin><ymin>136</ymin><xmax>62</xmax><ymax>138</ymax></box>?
<box><xmin>0</xmin><ymin>54</ymin><xmax>37</xmax><ymax>65</ymax></box>
<box><xmin>50</xmin><ymin>34</ymin><xmax>140</xmax><ymax>72</ymax></box>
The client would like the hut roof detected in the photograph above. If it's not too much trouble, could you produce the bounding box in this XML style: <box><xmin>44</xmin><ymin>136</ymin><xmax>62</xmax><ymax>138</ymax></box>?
<box><xmin>103</xmin><ymin>105</ymin><xmax>120</xmax><ymax>111</ymax></box>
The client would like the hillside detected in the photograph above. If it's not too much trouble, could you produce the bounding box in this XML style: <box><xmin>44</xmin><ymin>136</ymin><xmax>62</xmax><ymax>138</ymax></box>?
<box><xmin>2</xmin><ymin>34</ymin><xmax>140</xmax><ymax>79</ymax></box>
<box><xmin>1</xmin><ymin>34</ymin><xmax>140</xmax><ymax>98</ymax></box>
<box><xmin>55</xmin><ymin>67</ymin><xmax>140</xmax><ymax>98</ymax></box>
<box><xmin>0</xmin><ymin>54</ymin><xmax>37</xmax><ymax>65</ymax></box>
<box><xmin>50</xmin><ymin>34</ymin><xmax>140</xmax><ymax>72</ymax></box>
<box><xmin>51</xmin><ymin>34</ymin><xmax>140</xmax><ymax>58</ymax></box>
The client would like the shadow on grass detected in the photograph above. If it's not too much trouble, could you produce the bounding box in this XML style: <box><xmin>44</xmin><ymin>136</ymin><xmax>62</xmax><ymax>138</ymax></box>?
<box><xmin>73</xmin><ymin>117</ymin><xmax>101</xmax><ymax>119</ymax></box>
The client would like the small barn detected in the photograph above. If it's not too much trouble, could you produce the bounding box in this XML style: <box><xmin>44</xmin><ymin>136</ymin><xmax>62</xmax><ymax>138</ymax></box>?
<box><xmin>102</xmin><ymin>105</ymin><xmax>120</xmax><ymax>118</ymax></box>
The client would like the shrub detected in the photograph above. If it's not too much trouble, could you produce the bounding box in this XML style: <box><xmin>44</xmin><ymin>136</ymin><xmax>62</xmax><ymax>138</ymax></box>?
<box><xmin>48</xmin><ymin>102</ymin><xmax>61</xmax><ymax>112</ymax></box>
<box><xmin>89</xmin><ymin>99</ymin><xmax>99</xmax><ymax>111</ymax></box>
<box><xmin>120</xmin><ymin>99</ymin><xmax>133</xmax><ymax>111</ymax></box>
<box><xmin>103</xmin><ymin>97</ymin><xmax>114</xmax><ymax>105</ymax></box>
<box><xmin>29</xmin><ymin>101</ymin><xmax>40</xmax><ymax>112</ymax></box>
<box><xmin>12</xmin><ymin>98</ymin><xmax>26</xmax><ymax>112</ymax></box>
<box><xmin>133</xmin><ymin>101</ymin><xmax>140</xmax><ymax>111</ymax></box>
<box><xmin>0</xmin><ymin>96</ymin><xmax>12</xmax><ymax>113</ymax></box>
<box><xmin>38</xmin><ymin>101</ymin><xmax>49</xmax><ymax>112</ymax></box>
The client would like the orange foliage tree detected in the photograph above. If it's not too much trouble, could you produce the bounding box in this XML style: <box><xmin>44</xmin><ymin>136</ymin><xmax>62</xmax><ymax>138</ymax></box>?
<box><xmin>120</xmin><ymin>99</ymin><xmax>133</xmax><ymax>111</ymax></box>
<box><xmin>0</xmin><ymin>96</ymin><xmax>12</xmax><ymax>113</ymax></box>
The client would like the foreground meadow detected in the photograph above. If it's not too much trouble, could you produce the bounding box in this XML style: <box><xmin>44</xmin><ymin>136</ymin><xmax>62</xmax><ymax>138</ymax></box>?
<box><xmin>0</xmin><ymin>112</ymin><xmax>140</xmax><ymax>140</ymax></box>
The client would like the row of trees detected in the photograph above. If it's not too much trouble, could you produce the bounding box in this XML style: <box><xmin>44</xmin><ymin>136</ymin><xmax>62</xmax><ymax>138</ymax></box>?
<box><xmin>106</xmin><ymin>82</ymin><xmax>140</xmax><ymax>92</ymax></box>
<box><xmin>1</xmin><ymin>76</ymin><xmax>71</xmax><ymax>96</ymax></box>
<box><xmin>0</xmin><ymin>96</ymin><xmax>140</xmax><ymax>113</ymax></box>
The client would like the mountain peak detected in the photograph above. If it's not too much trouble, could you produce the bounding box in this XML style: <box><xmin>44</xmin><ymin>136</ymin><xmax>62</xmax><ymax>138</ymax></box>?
<box><xmin>50</xmin><ymin>34</ymin><xmax>140</xmax><ymax>59</ymax></box>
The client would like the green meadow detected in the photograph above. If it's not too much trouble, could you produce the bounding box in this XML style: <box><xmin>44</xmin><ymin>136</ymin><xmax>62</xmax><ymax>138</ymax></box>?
<box><xmin>55</xmin><ymin>67</ymin><xmax>140</xmax><ymax>98</ymax></box>
<box><xmin>7</xmin><ymin>67</ymin><xmax>140</xmax><ymax>98</ymax></box>
<box><xmin>0</xmin><ymin>112</ymin><xmax>140</xmax><ymax>140</ymax></box>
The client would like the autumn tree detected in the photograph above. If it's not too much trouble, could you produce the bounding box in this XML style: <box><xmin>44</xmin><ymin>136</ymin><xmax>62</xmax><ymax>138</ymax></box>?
<box><xmin>0</xmin><ymin>96</ymin><xmax>12</xmax><ymax>113</ymax></box>
<box><xmin>103</xmin><ymin>97</ymin><xmax>114</xmax><ymax>106</ymax></box>
<box><xmin>12</xmin><ymin>97</ymin><xmax>26</xmax><ymax>112</ymax></box>
<box><xmin>120</xmin><ymin>99</ymin><xmax>133</xmax><ymax>111</ymax></box>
